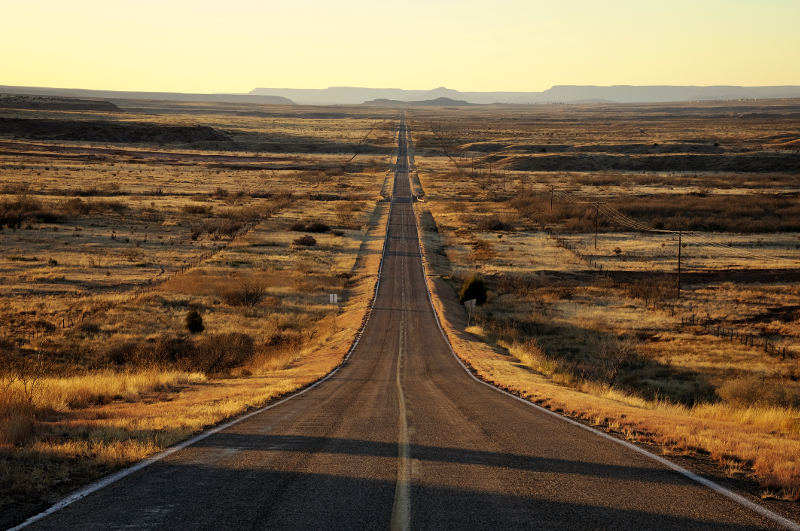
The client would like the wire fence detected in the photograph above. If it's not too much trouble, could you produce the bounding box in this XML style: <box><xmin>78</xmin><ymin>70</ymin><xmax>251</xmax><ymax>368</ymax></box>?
<box><xmin>418</xmin><ymin>119</ymin><xmax>799</xmax><ymax>358</ymax></box>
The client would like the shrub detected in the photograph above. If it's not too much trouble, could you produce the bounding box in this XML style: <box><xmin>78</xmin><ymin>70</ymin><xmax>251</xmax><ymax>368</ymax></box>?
<box><xmin>185</xmin><ymin>310</ymin><xmax>204</xmax><ymax>334</ymax></box>
<box><xmin>293</xmin><ymin>235</ymin><xmax>317</xmax><ymax>247</ymax></box>
<box><xmin>221</xmin><ymin>281</ymin><xmax>265</xmax><ymax>307</ymax></box>
<box><xmin>459</xmin><ymin>274</ymin><xmax>487</xmax><ymax>305</ymax></box>
<box><xmin>196</xmin><ymin>333</ymin><xmax>255</xmax><ymax>375</ymax></box>
<box><xmin>718</xmin><ymin>376</ymin><xmax>800</xmax><ymax>408</ymax></box>
<box><xmin>0</xmin><ymin>195</ymin><xmax>52</xmax><ymax>228</ymax></box>
<box><xmin>306</xmin><ymin>221</ymin><xmax>330</xmax><ymax>233</ymax></box>
<box><xmin>197</xmin><ymin>219</ymin><xmax>243</xmax><ymax>239</ymax></box>
<box><xmin>76</xmin><ymin>322</ymin><xmax>101</xmax><ymax>337</ymax></box>
<box><xmin>290</xmin><ymin>220</ymin><xmax>330</xmax><ymax>233</ymax></box>
<box><xmin>183</xmin><ymin>204</ymin><xmax>212</xmax><ymax>215</ymax></box>
<box><xmin>0</xmin><ymin>394</ymin><xmax>35</xmax><ymax>446</ymax></box>
<box><xmin>218</xmin><ymin>206</ymin><xmax>262</xmax><ymax>222</ymax></box>
<box><xmin>476</xmin><ymin>215</ymin><xmax>513</xmax><ymax>231</ymax></box>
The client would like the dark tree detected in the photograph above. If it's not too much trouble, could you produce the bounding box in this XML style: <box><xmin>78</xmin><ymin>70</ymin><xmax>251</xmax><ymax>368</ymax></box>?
<box><xmin>459</xmin><ymin>274</ymin><xmax>487</xmax><ymax>305</ymax></box>
<box><xmin>185</xmin><ymin>310</ymin><xmax>204</xmax><ymax>334</ymax></box>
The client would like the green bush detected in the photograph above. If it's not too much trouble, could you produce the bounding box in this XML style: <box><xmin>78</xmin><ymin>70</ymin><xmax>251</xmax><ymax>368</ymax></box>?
<box><xmin>459</xmin><ymin>274</ymin><xmax>487</xmax><ymax>305</ymax></box>
<box><xmin>185</xmin><ymin>310</ymin><xmax>204</xmax><ymax>334</ymax></box>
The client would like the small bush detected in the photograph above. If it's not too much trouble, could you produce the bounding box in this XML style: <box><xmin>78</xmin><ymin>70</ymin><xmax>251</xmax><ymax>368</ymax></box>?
<box><xmin>476</xmin><ymin>215</ymin><xmax>513</xmax><ymax>231</ymax></box>
<box><xmin>290</xmin><ymin>220</ymin><xmax>330</xmax><ymax>233</ymax></box>
<box><xmin>196</xmin><ymin>219</ymin><xmax>243</xmax><ymax>239</ymax></box>
<box><xmin>0</xmin><ymin>195</ymin><xmax>51</xmax><ymax>228</ymax></box>
<box><xmin>76</xmin><ymin>322</ymin><xmax>101</xmax><ymax>337</ymax></box>
<box><xmin>221</xmin><ymin>281</ymin><xmax>265</xmax><ymax>307</ymax></box>
<box><xmin>196</xmin><ymin>333</ymin><xmax>255</xmax><ymax>375</ymax></box>
<box><xmin>293</xmin><ymin>235</ymin><xmax>317</xmax><ymax>247</ymax></box>
<box><xmin>218</xmin><ymin>206</ymin><xmax>262</xmax><ymax>222</ymax></box>
<box><xmin>459</xmin><ymin>274</ymin><xmax>488</xmax><ymax>305</ymax></box>
<box><xmin>718</xmin><ymin>376</ymin><xmax>800</xmax><ymax>408</ymax></box>
<box><xmin>0</xmin><ymin>395</ymin><xmax>35</xmax><ymax>446</ymax></box>
<box><xmin>306</xmin><ymin>221</ymin><xmax>330</xmax><ymax>233</ymax></box>
<box><xmin>185</xmin><ymin>310</ymin><xmax>204</xmax><ymax>334</ymax></box>
<box><xmin>183</xmin><ymin>204</ymin><xmax>212</xmax><ymax>215</ymax></box>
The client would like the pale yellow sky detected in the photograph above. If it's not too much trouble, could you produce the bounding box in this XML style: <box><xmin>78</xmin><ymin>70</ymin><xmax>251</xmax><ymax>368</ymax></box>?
<box><xmin>1</xmin><ymin>0</ymin><xmax>799</xmax><ymax>92</ymax></box>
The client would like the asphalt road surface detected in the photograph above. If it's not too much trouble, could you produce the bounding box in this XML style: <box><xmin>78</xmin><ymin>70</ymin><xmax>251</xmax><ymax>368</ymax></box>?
<box><xmin>20</xmin><ymin>119</ymin><xmax>796</xmax><ymax>530</ymax></box>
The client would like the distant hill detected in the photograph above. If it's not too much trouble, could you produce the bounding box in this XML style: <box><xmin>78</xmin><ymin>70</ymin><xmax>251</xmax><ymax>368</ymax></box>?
<box><xmin>0</xmin><ymin>117</ymin><xmax>231</xmax><ymax>144</ymax></box>
<box><xmin>0</xmin><ymin>94</ymin><xmax>120</xmax><ymax>112</ymax></box>
<box><xmin>250</xmin><ymin>85</ymin><xmax>800</xmax><ymax>105</ymax></box>
<box><xmin>250</xmin><ymin>86</ymin><xmax>461</xmax><ymax>105</ymax></box>
<box><xmin>0</xmin><ymin>86</ymin><xmax>294</xmax><ymax>105</ymax></box>
<box><xmin>6</xmin><ymin>84</ymin><xmax>800</xmax><ymax>107</ymax></box>
<box><xmin>539</xmin><ymin>85</ymin><xmax>800</xmax><ymax>103</ymax></box>
<box><xmin>363</xmin><ymin>97</ymin><xmax>474</xmax><ymax>107</ymax></box>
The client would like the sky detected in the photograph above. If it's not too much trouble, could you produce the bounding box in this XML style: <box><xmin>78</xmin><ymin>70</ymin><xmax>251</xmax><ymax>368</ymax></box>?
<box><xmin>1</xmin><ymin>0</ymin><xmax>799</xmax><ymax>93</ymax></box>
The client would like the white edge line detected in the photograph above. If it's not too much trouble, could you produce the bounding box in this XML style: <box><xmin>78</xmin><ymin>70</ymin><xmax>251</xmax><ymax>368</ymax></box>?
<box><xmin>9</xmin><ymin>167</ymin><xmax>397</xmax><ymax>531</ymax></box>
<box><xmin>407</xmin><ymin>148</ymin><xmax>800</xmax><ymax>531</ymax></box>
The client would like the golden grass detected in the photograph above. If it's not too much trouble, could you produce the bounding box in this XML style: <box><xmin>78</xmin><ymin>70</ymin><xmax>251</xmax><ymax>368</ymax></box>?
<box><xmin>0</xmin><ymin>196</ymin><xmax>387</xmax><ymax>519</ymax></box>
<box><xmin>409</xmin><ymin>105</ymin><xmax>800</xmax><ymax>498</ymax></box>
<box><xmin>0</xmin><ymin>104</ymin><xmax>394</xmax><ymax>523</ymax></box>
<box><xmin>425</xmin><ymin>267</ymin><xmax>800</xmax><ymax>498</ymax></box>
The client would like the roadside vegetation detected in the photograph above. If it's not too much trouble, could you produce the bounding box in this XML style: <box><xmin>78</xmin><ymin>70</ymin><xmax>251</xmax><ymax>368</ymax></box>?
<box><xmin>0</xmin><ymin>101</ymin><xmax>395</xmax><ymax>525</ymax></box>
<box><xmin>409</xmin><ymin>101</ymin><xmax>800</xmax><ymax>502</ymax></box>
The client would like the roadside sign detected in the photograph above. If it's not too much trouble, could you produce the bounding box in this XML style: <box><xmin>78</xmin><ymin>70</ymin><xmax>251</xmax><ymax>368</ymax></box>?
<box><xmin>464</xmin><ymin>299</ymin><xmax>476</xmax><ymax>326</ymax></box>
<box><xmin>329</xmin><ymin>293</ymin><xmax>338</xmax><ymax>305</ymax></box>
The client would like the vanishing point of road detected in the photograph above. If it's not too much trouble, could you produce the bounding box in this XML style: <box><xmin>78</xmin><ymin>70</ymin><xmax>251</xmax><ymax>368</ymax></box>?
<box><xmin>18</xmin><ymin>118</ymin><xmax>797</xmax><ymax>530</ymax></box>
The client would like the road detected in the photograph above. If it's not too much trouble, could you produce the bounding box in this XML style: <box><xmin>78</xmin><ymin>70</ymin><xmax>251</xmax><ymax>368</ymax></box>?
<box><xmin>20</xmin><ymin>118</ymin><xmax>794</xmax><ymax>530</ymax></box>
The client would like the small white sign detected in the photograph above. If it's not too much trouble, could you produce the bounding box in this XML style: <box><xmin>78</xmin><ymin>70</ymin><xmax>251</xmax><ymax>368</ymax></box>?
<box><xmin>464</xmin><ymin>298</ymin><xmax>476</xmax><ymax>326</ymax></box>
<box><xmin>329</xmin><ymin>293</ymin><xmax>338</xmax><ymax>305</ymax></box>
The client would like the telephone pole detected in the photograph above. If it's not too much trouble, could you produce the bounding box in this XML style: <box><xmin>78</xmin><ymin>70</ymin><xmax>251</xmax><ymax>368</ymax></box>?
<box><xmin>594</xmin><ymin>203</ymin><xmax>599</xmax><ymax>250</ymax></box>
<box><xmin>677</xmin><ymin>231</ymin><xmax>682</xmax><ymax>297</ymax></box>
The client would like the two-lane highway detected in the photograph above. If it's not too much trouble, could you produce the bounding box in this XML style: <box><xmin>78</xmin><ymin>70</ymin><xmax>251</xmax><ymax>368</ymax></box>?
<box><xmin>19</xmin><ymin>118</ymin><xmax>794</xmax><ymax>530</ymax></box>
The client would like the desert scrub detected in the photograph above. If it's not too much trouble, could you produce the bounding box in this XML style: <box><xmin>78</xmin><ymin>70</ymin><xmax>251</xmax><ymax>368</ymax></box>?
<box><xmin>717</xmin><ymin>375</ymin><xmax>800</xmax><ymax>408</ymax></box>
<box><xmin>185</xmin><ymin>310</ymin><xmax>204</xmax><ymax>334</ymax></box>
<box><xmin>0</xmin><ymin>370</ymin><xmax>206</xmax><ymax>414</ymax></box>
<box><xmin>293</xmin><ymin>235</ymin><xmax>317</xmax><ymax>247</ymax></box>
<box><xmin>220</xmin><ymin>281</ymin><xmax>266</xmax><ymax>307</ymax></box>
<box><xmin>0</xmin><ymin>386</ymin><xmax>36</xmax><ymax>446</ymax></box>
<box><xmin>459</xmin><ymin>273</ymin><xmax>487</xmax><ymax>305</ymax></box>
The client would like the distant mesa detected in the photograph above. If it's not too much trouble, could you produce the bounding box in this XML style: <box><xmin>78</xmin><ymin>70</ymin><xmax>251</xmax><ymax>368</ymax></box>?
<box><xmin>0</xmin><ymin>117</ymin><xmax>231</xmax><ymax>145</ymax></box>
<box><xmin>4</xmin><ymin>84</ymin><xmax>800</xmax><ymax>108</ymax></box>
<box><xmin>363</xmin><ymin>97</ymin><xmax>475</xmax><ymax>107</ymax></box>
<box><xmin>0</xmin><ymin>94</ymin><xmax>120</xmax><ymax>112</ymax></box>
<box><xmin>250</xmin><ymin>85</ymin><xmax>800</xmax><ymax>106</ymax></box>
<box><xmin>0</xmin><ymin>86</ymin><xmax>295</xmax><ymax>106</ymax></box>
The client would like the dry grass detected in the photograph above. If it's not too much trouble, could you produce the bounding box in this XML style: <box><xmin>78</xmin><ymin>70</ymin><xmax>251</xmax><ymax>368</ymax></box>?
<box><xmin>0</xmin><ymin>102</ymin><xmax>393</xmax><ymax>524</ymax></box>
<box><xmin>410</xmin><ymin>104</ymin><xmax>800</xmax><ymax>501</ymax></box>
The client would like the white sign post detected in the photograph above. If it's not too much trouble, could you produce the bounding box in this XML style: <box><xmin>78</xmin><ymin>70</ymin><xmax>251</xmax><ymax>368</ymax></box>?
<box><xmin>464</xmin><ymin>298</ymin><xmax>476</xmax><ymax>326</ymax></box>
<box><xmin>329</xmin><ymin>294</ymin><xmax>339</xmax><ymax>329</ymax></box>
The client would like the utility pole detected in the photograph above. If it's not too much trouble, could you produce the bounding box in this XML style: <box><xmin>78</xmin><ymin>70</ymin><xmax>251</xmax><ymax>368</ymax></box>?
<box><xmin>550</xmin><ymin>185</ymin><xmax>554</xmax><ymax>213</ymax></box>
<box><xmin>594</xmin><ymin>203</ymin><xmax>599</xmax><ymax>250</ymax></box>
<box><xmin>677</xmin><ymin>230</ymin><xmax>682</xmax><ymax>297</ymax></box>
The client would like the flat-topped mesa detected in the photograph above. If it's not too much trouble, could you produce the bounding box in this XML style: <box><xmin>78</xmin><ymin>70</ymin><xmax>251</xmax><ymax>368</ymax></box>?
<box><xmin>250</xmin><ymin>85</ymin><xmax>800</xmax><ymax>105</ymax></box>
